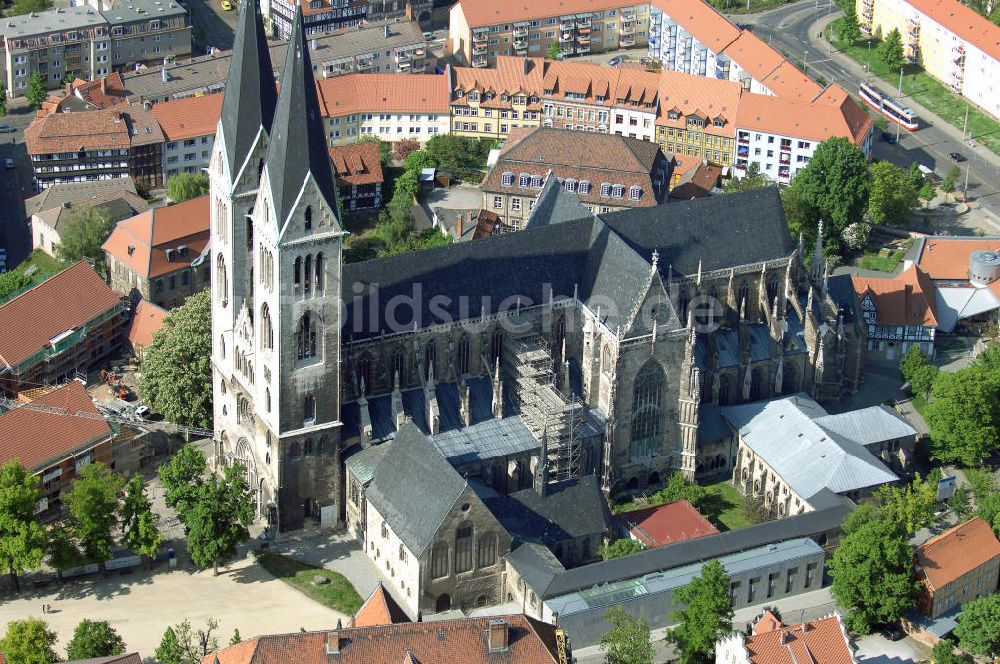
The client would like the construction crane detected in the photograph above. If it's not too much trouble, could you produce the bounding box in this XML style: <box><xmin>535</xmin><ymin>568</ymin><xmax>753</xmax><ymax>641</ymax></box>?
<box><xmin>0</xmin><ymin>397</ymin><xmax>216</xmax><ymax>440</ymax></box>
<box><xmin>555</xmin><ymin>627</ymin><xmax>569</xmax><ymax>664</ymax></box>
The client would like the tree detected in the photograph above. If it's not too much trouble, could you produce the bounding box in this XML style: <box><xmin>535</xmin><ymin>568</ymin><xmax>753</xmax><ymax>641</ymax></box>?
<box><xmin>56</xmin><ymin>205</ymin><xmax>115</xmax><ymax>278</ymax></box>
<box><xmin>788</xmin><ymin>137</ymin><xmax>872</xmax><ymax>241</ymax></box>
<box><xmin>667</xmin><ymin>560</ymin><xmax>733</xmax><ymax>664</ymax></box>
<box><xmin>949</xmin><ymin>485</ymin><xmax>974</xmax><ymax>521</ymax></box>
<box><xmin>156</xmin><ymin>626</ymin><xmax>187</xmax><ymax>664</ymax></box>
<box><xmin>877</xmin><ymin>28</ymin><xmax>905</xmax><ymax>71</ymax></box>
<box><xmin>229</xmin><ymin>629</ymin><xmax>242</xmax><ymax>646</ymax></box>
<box><xmin>740</xmin><ymin>494</ymin><xmax>772</xmax><ymax>525</ymax></box>
<box><xmin>841</xmin><ymin>4</ymin><xmax>864</xmax><ymax>44</ymax></box>
<box><xmin>0</xmin><ymin>618</ymin><xmax>59</xmax><ymax>664</ymax></box>
<box><xmin>0</xmin><ymin>271</ymin><xmax>31</xmax><ymax>301</ymax></box>
<box><xmin>873</xmin><ymin>474</ymin><xmax>937</xmax><ymax>535</ymax></box>
<box><xmin>186</xmin><ymin>464</ymin><xmax>254</xmax><ymax>574</ymax></box>
<box><xmin>166</xmin><ymin>172</ymin><xmax>210</xmax><ymax>202</ymax></box>
<box><xmin>931</xmin><ymin>640</ymin><xmax>965</xmax><ymax>664</ymax></box>
<box><xmin>919</xmin><ymin>180</ymin><xmax>936</xmax><ymax>205</ymax></box>
<box><xmin>829</xmin><ymin>518</ymin><xmax>919</xmax><ymax>634</ymax></box>
<box><xmin>402</xmin><ymin>150</ymin><xmax>437</xmax><ymax>175</ymax></box>
<box><xmin>545</xmin><ymin>41</ymin><xmax>561</xmax><ymax>60</ymax></box>
<box><xmin>158</xmin><ymin>619</ymin><xmax>220</xmax><ymax>664</ymax></box>
<box><xmin>158</xmin><ymin>444</ymin><xmax>207</xmax><ymax>524</ymax></box>
<box><xmin>599</xmin><ymin>606</ymin><xmax>654</xmax><ymax>664</ymax></box>
<box><xmin>842</xmin><ymin>221</ymin><xmax>872</xmax><ymax>250</ymax></box>
<box><xmin>869</xmin><ymin>161</ymin><xmax>919</xmax><ymax>226</ymax></box>
<box><xmin>910</xmin><ymin>363</ymin><xmax>938</xmax><ymax>398</ymax></box>
<box><xmin>46</xmin><ymin>525</ymin><xmax>82</xmax><ymax>579</ymax></box>
<box><xmin>8</xmin><ymin>0</ymin><xmax>50</xmax><ymax>15</ymax></box>
<box><xmin>139</xmin><ymin>290</ymin><xmax>213</xmax><ymax>429</ymax></box>
<box><xmin>26</xmin><ymin>72</ymin><xmax>48</xmax><ymax>111</ymax></box>
<box><xmin>66</xmin><ymin>619</ymin><xmax>127</xmax><ymax>660</ymax></box>
<box><xmin>925</xmin><ymin>365</ymin><xmax>1000</xmax><ymax>466</ymax></box>
<box><xmin>651</xmin><ymin>470</ymin><xmax>708</xmax><ymax>510</ymax></box>
<box><xmin>724</xmin><ymin>163</ymin><xmax>770</xmax><ymax>194</ymax></box>
<box><xmin>0</xmin><ymin>84</ymin><xmax>7</xmax><ymax>117</ymax></box>
<box><xmin>393</xmin><ymin>137</ymin><xmax>421</xmax><ymax>163</ymax></box>
<box><xmin>901</xmin><ymin>345</ymin><xmax>929</xmax><ymax>383</ymax></box>
<box><xmin>841</xmin><ymin>501</ymin><xmax>882</xmax><ymax>535</ymax></box>
<box><xmin>425</xmin><ymin>134</ymin><xmax>495</xmax><ymax>181</ymax></box>
<box><xmin>954</xmin><ymin>593</ymin><xmax>1000</xmax><ymax>657</ymax></box>
<box><xmin>65</xmin><ymin>462</ymin><xmax>124</xmax><ymax>570</ymax></box>
<box><xmin>358</xmin><ymin>135</ymin><xmax>391</xmax><ymax>166</ymax></box>
<box><xmin>0</xmin><ymin>460</ymin><xmax>47</xmax><ymax>592</ymax></box>
<box><xmin>600</xmin><ymin>538</ymin><xmax>645</xmax><ymax>560</ymax></box>
<box><xmin>120</xmin><ymin>474</ymin><xmax>161</xmax><ymax>562</ymax></box>
<box><xmin>942</xmin><ymin>166</ymin><xmax>960</xmax><ymax>193</ymax></box>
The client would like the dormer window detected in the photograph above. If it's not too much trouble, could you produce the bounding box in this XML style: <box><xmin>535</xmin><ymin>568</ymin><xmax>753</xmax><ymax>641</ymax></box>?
<box><xmin>456</xmin><ymin>89</ymin><xmax>465</xmax><ymax>98</ymax></box>
<box><xmin>501</xmin><ymin>172</ymin><xmax>514</xmax><ymax>186</ymax></box>
<box><xmin>518</xmin><ymin>173</ymin><xmax>529</xmax><ymax>187</ymax></box>
<box><xmin>611</xmin><ymin>185</ymin><xmax>624</xmax><ymax>199</ymax></box>
<box><xmin>564</xmin><ymin>178</ymin><xmax>576</xmax><ymax>193</ymax></box>
<box><xmin>530</xmin><ymin>175</ymin><xmax>542</xmax><ymax>188</ymax></box>
<box><xmin>713</xmin><ymin>117</ymin><xmax>726</xmax><ymax>128</ymax></box>
<box><xmin>629</xmin><ymin>186</ymin><xmax>641</xmax><ymax>200</ymax></box>
<box><xmin>667</xmin><ymin>110</ymin><xmax>680</xmax><ymax>120</ymax></box>
<box><xmin>600</xmin><ymin>182</ymin><xmax>611</xmax><ymax>197</ymax></box>
<box><xmin>578</xmin><ymin>180</ymin><xmax>591</xmax><ymax>194</ymax></box>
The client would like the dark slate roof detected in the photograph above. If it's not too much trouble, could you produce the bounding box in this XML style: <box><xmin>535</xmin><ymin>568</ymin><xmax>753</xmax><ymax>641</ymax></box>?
<box><xmin>265</xmin><ymin>4</ymin><xmax>340</xmax><ymax>229</ymax></box>
<box><xmin>341</xmin><ymin>187</ymin><xmax>793</xmax><ymax>341</ymax></box>
<box><xmin>524</xmin><ymin>173</ymin><xmax>594</xmax><ymax>229</ymax></box>
<box><xmin>344</xmin><ymin>441</ymin><xmax>392</xmax><ymax>486</ymax></box>
<box><xmin>506</xmin><ymin>542</ymin><xmax>567</xmax><ymax>593</ymax></box>
<box><xmin>366</xmin><ymin>422</ymin><xmax>468</xmax><ymax>556</ymax></box>
<box><xmin>219</xmin><ymin>0</ymin><xmax>276</xmax><ymax>178</ymax></box>
<box><xmin>826</xmin><ymin>274</ymin><xmax>858</xmax><ymax>323</ymax></box>
<box><xmin>697</xmin><ymin>403</ymin><xmax>731</xmax><ymax>443</ymax></box>
<box><xmin>478</xmin><ymin>475</ymin><xmax>612</xmax><ymax>546</ymax></box>
<box><xmin>512</xmin><ymin>501</ymin><xmax>853</xmax><ymax>599</ymax></box>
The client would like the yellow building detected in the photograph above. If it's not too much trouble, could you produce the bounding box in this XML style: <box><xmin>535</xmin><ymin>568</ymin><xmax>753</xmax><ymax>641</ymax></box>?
<box><xmin>450</xmin><ymin>57</ymin><xmax>545</xmax><ymax>140</ymax></box>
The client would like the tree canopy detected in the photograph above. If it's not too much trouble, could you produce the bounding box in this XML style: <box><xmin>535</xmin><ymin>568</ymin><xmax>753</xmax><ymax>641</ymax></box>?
<box><xmin>64</xmin><ymin>462</ymin><xmax>125</xmax><ymax>569</ymax></box>
<box><xmin>56</xmin><ymin>205</ymin><xmax>115</xmax><ymax>278</ymax></box>
<box><xmin>8</xmin><ymin>0</ymin><xmax>51</xmax><ymax>16</ymax></box>
<box><xmin>0</xmin><ymin>271</ymin><xmax>31</xmax><ymax>301</ymax></box>
<box><xmin>139</xmin><ymin>290</ymin><xmax>213</xmax><ymax>428</ymax></box>
<box><xmin>724</xmin><ymin>163</ymin><xmax>770</xmax><ymax>194</ymax></box>
<box><xmin>954</xmin><ymin>593</ymin><xmax>1000</xmax><ymax>658</ymax></box>
<box><xmin>66</xmin><ymin>619</ymin><xmax>127</xmax><ymax>660</ymax></box>
<box><xmin>158</xmin><ymin>444</ymin><xmax>207</xmax><ymax>524</ymax></box>
<box><xmin>877</xmin><ymin>28</ymin><xmax>905</xmax><ymax>72</ymax></box>
<box><xmin>828</xmin><ymin>518</ymin><xmax>919</xmax><ymax>633</ymax></box>
<box><xmin>358</xmin><ymin>135</ymin><xmax>391</xmax><ymax>165</ymax></box>
<box><xmin>600</xmin><ymin>606</ymin><xmax>654</xmax><ymax>664</ymax></box>
<box><xmin>120</xmin><ymin>474</ymin><xmax>162</xmax><ymax>560</ymax></box>
<box><xmin>600</xmin><ymin>538</ymin><xmax>645</xmax><ymax>560</ymax></box>
<box><xmin>26</xmin><ymin>73</ymin><xmax>48</xmax><ymax>111</ymax></box>
<box><xmin>871</xmin><ymin>474</ymin><xmax>937</xmax><ymax>535</ymax></box>
<box><xmin>0</xmin><ymin>460</ymin><xmax>46</xmax><ymax>592</ymax></box>
<box><xmin>667</xmin><ymin>560</ymin><xmax>733</xmax><ymax>664</ymax></box>
<box><xmin>925</xmin><ymin>362</ymin><xmax>1000</xmax><ymax>466</ymax></box>
<box><xmin>840</xmin><ymin>4</ymin><xmax>864</xmax><ymax>44</ymax></box>
<box><xmin>651</xmin><ymin>471</ymin><xmax>708</xmax><ymax>511</ymax></box>
<box><xmin>167</xmin><ymin>172</ymin><xmax>210</xmax><ymax>202</ymax></box>
<box><xmin>868</xmin><ymin>161</ymin><xmax>919</xmax><ymax>226</ymax></box>
<box><xmin>186</xmin><ymin>464</ymin><xmax>254</xmax><ymax>574</ymax></box>
<box><xmin>0</xmin><ymin>618</ymin><xmax>59</xmax><ymax>664</ymax></box>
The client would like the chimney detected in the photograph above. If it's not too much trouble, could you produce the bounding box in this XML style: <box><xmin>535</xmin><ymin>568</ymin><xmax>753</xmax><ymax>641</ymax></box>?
<box><xmin>384</xmin><ymin>24</ymin><xmax>389</xmax><ymax>39</ymax></box>
<box><xmin>404</xmin><ymin>2</ymin><xmax>413</xmax><ymax>20</ymax></box>
<box><xmin>100</xmin><ymin>76</ymin><xmax>107</xmax><ymax>94</ymax></box>
<box><xmin>801</xmin><ymin>622</ymin><xmax>812</xmax><ymax>633</ymax></box>
<box><xmin>325</xmin><ymin>627</ymin><xmax>342</xmax><ymax>655</ymax></box>
<box><xmin>144</xmin><ymin>100</ymin><xmax>152</xmax><ymax>110</ymax></box>
<box><xmin>65</xmin><ymin>82</ymin><xmax>72</xmax><ymax>97</ymax></box>
<box><xmin>487</xmin><ymin>620</ymin><xmax>509</xmax><ymax>652</ymax></box>
<box><xmin>524</xmin><ymin>57</ymin><xmax>531</xmax><ymax>75</ymax></box>
<box><xmin>311</xmin><ymin>38</ymin><xmax>318</xmax><ymax>51</ymax></box>
<box><xmin>161</xmin><ymin>67</ymin><xmax>169</xmax><ymax>84</ymax></box>
<box><xmin>455</xmin><ymin>213</ymin><xmax>464</xmax><ymax>238</ymax></box>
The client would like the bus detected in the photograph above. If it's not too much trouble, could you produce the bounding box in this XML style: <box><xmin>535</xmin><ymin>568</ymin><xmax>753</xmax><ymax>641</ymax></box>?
<box><xmin>859</xmin><ymin>82</ymin><xmax>919</xmax><ymax>131</ymax></box>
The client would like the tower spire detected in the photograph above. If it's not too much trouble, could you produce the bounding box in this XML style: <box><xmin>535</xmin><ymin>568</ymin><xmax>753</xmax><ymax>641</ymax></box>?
<box><xmin>264</xmin><ymin>2</ymin><xmax>340</xmax><ymax>230</ymax></box>
<box><xmin>218</xmin><ymin>0</ymin><xmax>277</xmax><ymax>178</ymax></box>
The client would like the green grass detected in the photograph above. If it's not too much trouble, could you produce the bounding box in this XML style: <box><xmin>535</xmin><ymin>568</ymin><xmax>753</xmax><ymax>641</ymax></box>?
<box><xmin>701</xmin><ymin>481</ymin><xmax>751</xmax><ymax>531</ymax></box>
<box><xmin>827</xmin><ymin>18</ymin><xmax>1000</xmax><ymax>157</ymax></box>
<box><xmin>706</xmin><ymin>0</ymin><xmax>805</xmax><ymax>14</ymax></box>
<box><xmin>257</xmin><ymin>552</ymin><xmax>363</xmax><ymax>615</ymax></box>
<box><xmin>12</xmin><ymin>249</ymin><xmax>64</xmax><ymax>281</ymax></box>
<box><xmin>857</xmin><ymin>247</ymin><xmax>905</xmax><ymax>272</ymax></box>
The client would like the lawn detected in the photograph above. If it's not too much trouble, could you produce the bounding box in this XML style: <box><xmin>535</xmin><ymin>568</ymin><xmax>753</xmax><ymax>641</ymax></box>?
<box><xmin>701</xmin><ymin>480</ymin><xmax>751</xmax><ymax>532</ymax></box>
<box><xmin>826</xmin><ymin>18</ymin><xmax>1000</xmax><ymax>157</ymax></box>
<box><xmin>257</xmin><ymin>552</ymin><xmax>363</xmax><ymax>615</ymax></box>
<box><xmin>0</xmin><ymin>249</ymin><xmax>67</xmax><ymax>305</ymax></box>
<box><xmin>857</xmin><ymin>247</ymin><xmax>906</xmax><ymax>272</ymax></box>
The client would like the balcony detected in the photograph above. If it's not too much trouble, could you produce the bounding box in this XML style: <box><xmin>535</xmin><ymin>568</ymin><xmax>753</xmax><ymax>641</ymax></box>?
<box><xmin>513</xmin><ymin>23</ymin><xmax>529</xmax><ymax>36</ymax></box>
<box><xmin>472</xmin><ymin>55</ymin><xmax>488</xmax><ymax>68</ymax></box>
<box><xmin>356</xmin><ymin>56</ymin><xmax>373</xmax><ymax>69</ymax></box>
<box><xmin>779</xmin><ymin>154</ymin><xmax>791</xmax><ymax>165</ymax></box>
<box><xmin>620</xmin><ymin>35</ymin><xmax>635</xmax><ymax>46</ymax></box>
<box><xmin>577</xmin><ymin>44</ymin><xmax>591</xmax><ymax>54</ymax></box>
<box><xmin>577</xmin><ymin>34</ymin><xmax>591</xmax><ymax>44</ymax></box>
<box><xmin>397</xmin><ymin>60</ymin><xmax>411</xmax><ymax>70</ymax></box>
<box><xmin>560</xmin><ymin>31</ymin><xmax>574</xmax><ymax>42</ymax></box>
<box><xmin>472</xmin><ymin>30</ymin><xmax>488</xmax><ymax>43</ymax></box>
<box><xmin>737</xmin><ymin>145</ymin><xmax>749</xmax><ymax>156</ymax></box>
<box><xmin>395</xmin><ymin>50</ymin><xmax>412</xmax><ymax>62</ymax></box>
<box><xmin>620</xmin><ymin>23</ymin><xmax>636</xmax><ymax>35</ymax></box>
<box><xmin>473</xmin><ymin>43</ymin><xmax>488</xmax><ymax>54</ymax></box>
<box><xmin>514</xmin><ymin>35</ymin><xmax>528</xmax><ymax>47</ymax></box>
<box><xmin>576</xmin><ymin>15</ymin><xmax>591</xmax><ymax>27</ymax></box>
<box><xmin>560</xmin><ymin>19</ymin><xmax>575</xmax><ymax>30</ymax></box>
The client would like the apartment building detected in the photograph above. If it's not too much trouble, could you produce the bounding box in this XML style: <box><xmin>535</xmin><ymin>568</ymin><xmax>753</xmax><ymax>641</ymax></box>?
<box><xmin>916</xmin><ymin>517</ymin><xmax>1000</xmax><ymax>619</ymax></box>
<box><xmin>99</xmin><ymin>0</ymin><xmax>190</xmax><ymax>73</ymax></box>
<box><xmin>649</xmin><ymin>0</ymin><xmax>739</xmax><ymax>79</ymax></box>
<box><xmin>857</xmin><ymin>0</ymin><xmax>1000</xmax><ymax>120</ymax></box>
<box><xmin>120</xmin><ymin>19</ymin><xmax>427</xmax><ymax>103</ymax></box>
<box><xmin>316</xmin><ymin>72</ymin><xmax>451</xmax><ymax>144</ymax></box>
<box><xmin>482</xmin><ymin>127</ymin><xmax>671</xmax><ymax>228</ymax></box>
<box><xmin>152</xmin><ymin>94</ymin><xmax>222</xmax><ymax>179</ymax></box>
<box><xmin>544</xmin><ymin>60</ymin><xmax>659</xmax><ymax>140</ymax></box>
<box><xmin>450</xmin><ymin>56</ymin><xmax>544</xmax><ymax>140</ymax></box>
<box><xmin>0</xmin><ymin>6</ymin><xmax>109</xmax><ymax>96</ymax></box>
<box><xmin>734</xmin><ymin>85</ymin><xmax>873</xmax><ymax>185</ymax></box>
<box><xmin>449</xmin><ymin>0</ymin><xmax>650</xmax><ymax>68</ymax></box>
<box><xmin>267</xmin><ymin>0</ymin><xmax>431</xmax><ymax>40</ymax></box>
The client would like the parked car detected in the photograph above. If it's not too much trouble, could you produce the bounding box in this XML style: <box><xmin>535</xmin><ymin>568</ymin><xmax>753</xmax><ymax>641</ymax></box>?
<box><xmin>881</xmin><ymin>131</ymin><xmax>897</xmax><ymax>144</ymax></box>
<box><xmin>609</xmin><ymin>56</ymin><xmax>624</xmax><ymax>67</ymax></box>
<box><xmin>949</xmin><ymin>152</ymin><xmax>967</xmax><ymax>162</ymax></box>
<box><xmin>423</xmin><ymin>31</ymin><xmax>434</xmax><ymax>40</ymax></box>
<box><xmin>0</xmin><ymin>124</ymin><xmax>14</xmax><ymax>133</ymax></box>
<box><xmin>881</xmin><ymin>623</ymin><xmax>904</xmax><ymax>641</ymax></box>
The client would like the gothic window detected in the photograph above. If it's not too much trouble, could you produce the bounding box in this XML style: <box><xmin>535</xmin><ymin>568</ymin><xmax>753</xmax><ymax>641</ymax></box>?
<box><xmin>234</xmin><ymin>438</ymin><xmax>257</xmax><ymax>513</ymax></box>
<box><xmin>216</xmin><ymin>254</ymin><xmax>228</xmax><ymax>306</ymax></box>
<box><xmin>678</xmin><ymin>291</ymin><xmax>690</xmax><ymax>323</ymax></box>
<box><xmin>303</xmin><ymin>439</ymin><xmax>314</xmax><ymax>456</ymax></box>
<box><xmin>554</xmin><ymin>315</ymin><xmax>566</xmax><ymax>359</ymax></box>
<box><xmin>246</xmin><ymin>216</ymin><xmax>254</xmax><ymax>253</ymax></box>
<box><xmin>237</xmin><ymin>396</ymin><xmax>251</xmax><ymax>428</ymax></box>
<box><xmin>304</xmin><ymin>395</ymin><xmax>316</xmax><ymax>423</ymax></box>
<box><xmin>431</xmin><ymin>542</ymin><xmax>449</xmax><ymax>578</ymax></box>
<box><xmin>738</xmin><ymin>281</ymin><xmax>750</xmax><ymax>315</ymax></box>
<box><xmin>750</xmin><ymin>367</ymin><xmax>764</xmax><ymax>401</ymax></box>
<box><xmin>296</xmin><ymin>312</ymin><xmax>320</xmax><ymax>361</ymax></box>
<box><xmin>304</xmin><ymin>206</ymin><xmax>313</xmax><ymax>232</ymax></box>
<box><xmin>293</xmin><ymin>257</ymin><xmax>302</xmax><ymax>295</ymax></box>
<box><xmin>718</xmin><ymin>374</ymin><xmax>731</xmax><ymax>405</ymax></box>
<box><xmin>257</xmin><ymin>159</ymin><xmax>264</xmax><ymax>183</ymax></box>
<box><xmin>392</xmin><ymin>347</ymin><xmax>406</xmax><ymax>385</ymax></box>
<box><xmin>782</xmin><ymin>363</ymin><xmax>797</xmax><ymax>394</ymax></box>
<box><xmin>457</xmin><ymin>334</ymin><xmax>470</xmax><ymax>375</ymax></box>
<box><xmin>601</xmin><ymin>344</ymin><xmax>613</xmax><ymax>375</ymax></box>
<box><xmin>314</xmin><ymin>253</ymin><xmax>324</xmax><ymax>295</ymax></box>
<box><xmin>477</xmin><ymin>533</ymin><xmax>497</xmax><ymax>568</ymax></box>
<box><xmin>260</xmin><ymin>304</ymin><xmax>273</xmax><ymax>351</ymax></box>
<box><xmin>358</xmin><ymin>353</ymin><xmax>373</xmax><ymax>392</ymax></box>
<box><xmin>455</xmin><ymin>524</ymin><xmax>474</xmax><ymax>573</ymax></box>
<box><xmin>767</xmin><ymin>276</ymin><xmax>781</xmax><ymax>305</ymax></box>
<box><xmin>490</xmin><ymin>327</ymin><xmax>504</xmax><ymax>366</ymax></box>
<box><xmin>265</xmin><ymin>388</ymin><xmax>271</xmax><ymax>413</ymax></box>
<box><xmin>288</xmin><ymin>442</ymin><xmax>301</xmax><ymax>458</ymax></box>
<box><xmin>630</xmin><ymin>361</ymin><xmax>665</xmax><ymax>460</ymax></box>
<box><xmin>424</xmin><ymin>339</ymin><xmax>437</xmax><ymax>379</ymax></box>
<box><xmin>219</xmin><ymin>335</ymin><xmax>226</xmax><ymax>360</ymax></box>
<box><xmin>304</xmin><ymin>255</ymin><xmax>313</xmax><ymax>297</ymax></box>
<box><xmin>318</xmin><ymin>436</ymin><xmax>330</xmax><ymax>455</ymax></box>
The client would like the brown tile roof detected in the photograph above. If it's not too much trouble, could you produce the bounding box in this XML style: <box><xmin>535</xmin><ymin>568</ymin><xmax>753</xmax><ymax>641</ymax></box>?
<box><xmin>656</xmin><ymin>69</ymin><xmax>743</xmax><ymax>137</ymax></box>
<box><xmin>328</xmin><ymin>142</ymin><xmax>384</xmax><ymax>188</ymax></box>
<box><xmin>483</xmin><ymin>127</ymin><xmax>668</xmax><ymax>207</ymax></box>
<box><xmin>26</xmin><ymin>178</ymin><xmax>147</xmax><ymax>223</ymax></box>
<box><xmin>472</xmin><ymin>209</ymin><xmax>512</xmax><ymax>239</ymax></box>
<box><xmin>453</xmin><ymin>57</ymin><xmax>546</xmax><ymax>108</ymax></box>
<box><xmin>152</xmin><ymin>93</ymin><xmax>224</xmax><ymax>141</ymax></box>
<box><xmin>614</xmin><ymin>499</ymin><xmax>719</xmax><ymax>548</ymax></box>
<box><xmin>351</xmin><ymin>583</ymin><xmax>411</xmax><ymax>628</ymax></box>
<box><xmin>202</xmin><ymin>615</ymin><xmax>561</xmax><ymax>664</ymax></box>
<box><xmin>744</xmin><ymin>613</ymin><xmax>856</xmax><ymax>664</ymax></box>
<box><xmin>670</xmin><ymin>161</ymin><xmax>722</xmax><ymax>200</ymax></box>
<box><xmin>653</xmin><ymin>0</ymin><xmax>741</xmax><ymax>53</ymax></box>
<box><xmin>916</xmin><ymin>237</ymin><xmax>1000</xmax><ymax>280</ymax></box>
<box><xmin>128</xmin><ymin>299</ymin><xmax>169</xmax><ymax>350</ymax></box>
<box><xmin>25</xmin><ymin>109</ymin><xmax>131</xmax><ymax>154</ymax></box>
<box><xmin>916</xmin><ymin>517</ymin><xmax>1000</xmax><ymax>591</ymax></box>
<box><xmin>851</xmin><ymin>265</ymin><xmax>938</xmax><ymax>327</ymax></box>
<box><xmin>722</xmin><ymin>31</ymin><xmax>785</xmax><ymax>83</ymax></box>
<box><xmin>0</xmin><ymin>381</ymin><xmax>111</xmax><ymax>471</ymax></box>
<box><xmin>759</xmin><ymin>61</ymin><xmax>824</xmax><ymax>101</ymax></box>
<box><xmin>102</xmin><ymin>195</ymin><xmax>210</xmax><ymax>280</ymax></box>
<box><xmin>72</xmin><ymin>72</ymin><xmax>131</xmax><ymax>110</ymax></box>
<box><xmin>124</xmin><ymin>105</ymin><xmax>166</xmax><ymax>147</ymax></box>
<box><xmin>0</xmin><ymin>261</ymin><xmax>122</xmax><ymax>370</ymax></box>
<box><xmin>316</xmin><ymin>73</ymin><xmax>450</xmax><ymax>117</ymax></box>
<box><xmin>908</xmin><ymin>0</ymin><xmax>1000</xmax><ymax>61</ymax></box>
<box><xmin>455</xmin><ymin>0</ymin><xmax>639</xmax><ymax>28</ymax></box>
<box><xmin>736</xmin><ymin>85</ymin><xmax>872</xmax><ymax>146</ymax></box>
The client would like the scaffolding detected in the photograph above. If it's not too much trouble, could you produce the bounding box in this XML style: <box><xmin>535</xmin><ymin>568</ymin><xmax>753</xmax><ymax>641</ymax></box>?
<box><xmin>503</xmin><ymin>330</ymin><xmax>585</xmax><ymax>484</ymax></box>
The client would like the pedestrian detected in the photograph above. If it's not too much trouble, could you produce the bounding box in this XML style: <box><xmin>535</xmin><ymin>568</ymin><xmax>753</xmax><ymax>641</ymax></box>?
<box><xmin>41</xmin><ymin>603</ymin><xmax>46</xmax><ymax>614</ymax></box>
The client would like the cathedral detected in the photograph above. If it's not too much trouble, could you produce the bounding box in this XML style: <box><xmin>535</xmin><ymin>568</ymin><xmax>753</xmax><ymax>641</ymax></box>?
<box><xmin>209</xmin><ymin>0</ymin><xmax>865</xmax><ymax>533</ymax></box>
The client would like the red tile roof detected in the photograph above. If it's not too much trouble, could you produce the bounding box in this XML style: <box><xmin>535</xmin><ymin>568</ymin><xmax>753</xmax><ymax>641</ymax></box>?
<box><xmin>908</xmin><ymin>0</ymin><xmax>1000</xmax><ymax>61</ymax></box>
<box><xmin>653</xmin><ymin>0</ymin><xmax>741</xmax><ymax>53</ymax></box>
<box><xmin>455</xmin><ymin>0</ymin><xmax>639</xmax><ymax>28</ymax></box>
<box><xmin>656</xmin><ymin>69</ymin><xmax>743</xmax><ymax>137</ymax></box>
<box><xmin>152</xmin><ymin>94</ymin><xmax>224</xmax><ymax>141</ymax></box>
<box><xmin>453</xmin><ymin>56</ymin><xmax>546</xmax><ymax>106</ymax></box>
<box><xmin>102</xmin><ymin>195</ymin><xmax>211</xmax><ymax>279</ymax></box>
<box><xmin>328</xmin><ymin>142</ymin><xmax>384</xmax><ymax>188</ymax></box>
<box><xmin>128</xmin><ymin>299</ymin><xmax>169</xmax><ymax>350</ymax></box>
<box><xmin>72</xmin><ymin>72</ymin><xmax>131</xmax><ymax>110</ymax></box>
<box><xmin>351</xmin><ymin>583</ymin><xmax>411</xmax><ymax>628</ymax></box>
<box><xmin>852</xmin><ymin>265</ymin><xmax>938</xmax><ymax>327</ymax></box>
<box><xmin>202</xmin><ymin>615</ymin><xmax>561</xmax><ymax>664</ymax></box>
<box><xmin>916</xmin><ymin>237</ymin><xmax>1000</xmax><ymax>280</ymax></box>
<box><xmin>916</xmin><ymin>517</ymin><xmax>1000</xmax><ymax>591</ymax></box>
<box><xmin>722</xmin><ymin>31</ymin><xmax>786</xmax><ymax>84</ymax></box>
<box><xmin>0</xmin><ymin>262</ymin><xmax>122</xmax><ymax>369</ymax></box>
<box><xmin>25</xmin><ymin>109</ymin><xmax>131</xmax><ymax>154</ymax></box>
<box><xmin>316</xmin><ymin>74</ymin><xmax>450</xmax><ymax>117</ymax></box>
<box><xmin>0</xmin><ymin>381</ymin><xmax>111</xmax><ymax>471</ymax></box>
<box><xmin>744</xmin><ymin>613</ymin><xmax>856</xmax><ymax>664</ymax></box>
<box><xmin>736</xmin><ymin>85</ymin><xmax>872</xmax><ymax>146</ymax></box>
<box><xmin>759</xmin><ymin>61</ymin><xmax>824</xmax><ymax>101</ymax></box>
<box><xmin>614</xmin><ymin>499</ymin><xmax>719</xmax><ymax>548</ymax></box>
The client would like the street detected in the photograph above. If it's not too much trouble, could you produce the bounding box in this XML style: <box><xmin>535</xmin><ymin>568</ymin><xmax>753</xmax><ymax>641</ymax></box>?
<box><xmin>185</xmin><ymin>0</ymin><xmax>237</xmax><ymax>53</ymax></box>
<box><xmin>0</xmin><ymin>101</ymin><xmax>34</xmax><ymax>269</ymax></box>
<box><xmin>734</xmin><ymin>2</ymin><xmax>1000</xmax><ymax>224</ymax></box>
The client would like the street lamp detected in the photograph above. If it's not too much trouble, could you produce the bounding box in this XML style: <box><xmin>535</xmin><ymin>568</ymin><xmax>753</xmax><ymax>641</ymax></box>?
<box><xmin>867</xmin><ymin>39</ymin><xmax>871</xmax><ymax>72</ymax></box>
<box><xmin>804</xmin><ymin>49</ymin><xmax>808</xmax><ymax>70</ymax></box>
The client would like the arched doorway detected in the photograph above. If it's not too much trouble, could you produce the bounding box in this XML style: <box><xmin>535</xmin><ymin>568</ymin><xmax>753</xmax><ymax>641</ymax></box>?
<box><xmin>234</xmin><ymin>438</ymin><xmax>259</xmax><ymax>517</ymax></box>
<box><xmin>435</xmin><ymin>593</ymin><xmax>451</xmax><ymax>612</ymax></box>
<box><xmin>647</xmin><ymin>471</ymin><xmax>661</xmax><ymax>486</ymax></box>
<box><xmin>625</xmin><ymin>477</ymin><xmax>639</xmax><ymax>491</ymax></box>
